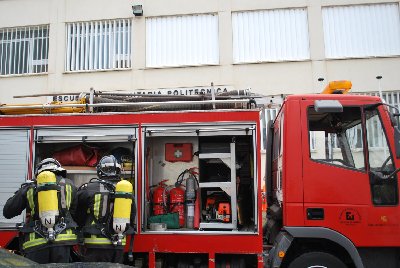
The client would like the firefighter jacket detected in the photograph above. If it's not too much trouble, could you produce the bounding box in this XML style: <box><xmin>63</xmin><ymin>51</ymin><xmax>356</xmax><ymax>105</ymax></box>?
<box><xmin>3</xmin><ymin>175</ymin><xmax>78</xmax><ymax>252</ymax></box>
<box><xmin>76</xmin><ymin>179</ymin><xmax>136</xmax><ymax>249</ymax></box>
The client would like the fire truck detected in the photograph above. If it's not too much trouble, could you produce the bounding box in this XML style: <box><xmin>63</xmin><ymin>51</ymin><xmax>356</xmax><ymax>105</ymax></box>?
<box><xmin>0</xmin><ymin>84</ymin><xmax>399</xmax><ymax>267</ymax></box>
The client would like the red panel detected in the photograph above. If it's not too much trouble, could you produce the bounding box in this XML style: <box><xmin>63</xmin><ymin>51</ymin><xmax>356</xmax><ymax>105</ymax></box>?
<box><xmin>126</xmin><ymin>234</ymin><xmax>262</xmax><ymax>254</ymax></box>
<box><xmin>0</xmin><ymin>231</ymin><xmax>18</xmax><ymax>248</ymax></box>
<box><xmin>0</xmin><ymin>110</ymin><xmax>260</xmax><ymax>127</ymax></box>
<box><xmin>165</xmin><ymin>143</ymin><xmax>193</xmax><ymax>162</ymax></box>
<box><xmin>285</xmin><ymin>203</ymin><xmax>304</xmax><ymax>226</ymax></box>
<box><xmin>282</xmin><ymin>99</ymin><xmax>304</xmax><ymax>226</ymax></box>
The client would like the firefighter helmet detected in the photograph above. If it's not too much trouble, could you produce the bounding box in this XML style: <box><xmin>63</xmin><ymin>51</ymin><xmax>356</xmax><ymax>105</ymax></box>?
<box><xmin>97</xmin><ymin>155</ymin><xmax>121</xmax><ymax>180</ymax></box>
<box><xmin>35</xmin><ymin>158</ymin><xmax>66</xmax><ymax>177</ymax></box>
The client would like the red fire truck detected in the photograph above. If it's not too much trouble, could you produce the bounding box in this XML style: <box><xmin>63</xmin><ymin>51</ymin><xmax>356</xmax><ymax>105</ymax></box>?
<box><xmin>0</xmin><ymin>86</ymin><xmax>399</xmax><ymax>267</ymax></box>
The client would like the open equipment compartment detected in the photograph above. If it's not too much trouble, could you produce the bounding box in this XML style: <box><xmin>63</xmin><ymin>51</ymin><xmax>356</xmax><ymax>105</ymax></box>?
<box><xmin>33</xmin><ymin>126</ymin><xmax>137</xmax><ymax>189</ymax></box>
<box><xmin>142</xmin><ymin>123</ymin><xmax>257</xmax><ymax>233</ymax></box>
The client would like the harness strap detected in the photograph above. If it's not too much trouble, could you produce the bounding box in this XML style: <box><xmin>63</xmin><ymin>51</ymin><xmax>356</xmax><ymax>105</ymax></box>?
<box><xmin>102</xmin><ymin>194</ymin><xmax>108</xmax><ymax>218</ymax></box>
<box><xmin>37</xmin><ymin>184</ymin><xmax>59</xmax><ymax>192</ymax></box>
<box><xmin>59</xmin><ymin>178</ymin><xmax>67</xmax><ymax>210</ymax></box>
<box><xmin>115</xmin><ymin>192</ymin><xmax>133</xmax><ymax>199</ymax></box>
<box><xmin>128</xmin><ymin>233</ymin><xmax>135</xmax><ymax>262</ymax></box>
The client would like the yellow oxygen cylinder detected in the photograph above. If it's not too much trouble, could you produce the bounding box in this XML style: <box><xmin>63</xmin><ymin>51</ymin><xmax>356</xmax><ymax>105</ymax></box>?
<box><xmin>37</xmin><ymin>171</ymin><xmax>59</xmax><ymax>241</ymax></box>
<box><xmin>113</xmin><ymin>180</ymin><xmax>133</xmax><ymax>245</ymax></box>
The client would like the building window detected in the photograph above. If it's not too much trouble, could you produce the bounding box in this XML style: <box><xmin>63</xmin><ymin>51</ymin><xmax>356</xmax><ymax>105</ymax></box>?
<box><xmin>0</xmin><ymin>25</ymin><xmax>49</xmax><ymax>76</ymax></box>
<box><xmin>66</xmin><ymin>19</ymin><xmax>132</xmax><ymax>72</ymax></box>
<box><xmin>232</xmin><ymin>8</ymin><xmax>310</xmax><ymax>63</ymax></box>
<box><xmin>322</xmin><ymin>3</ymin><xmax>400</xmax><ymax>59</ymax></box>
<box><xmin>146</xmin><ymin>14</ymin><xmax>219</xmax><ymax>68</ymax></box>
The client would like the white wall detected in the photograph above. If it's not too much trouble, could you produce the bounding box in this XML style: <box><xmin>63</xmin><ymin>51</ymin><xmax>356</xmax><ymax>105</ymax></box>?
<box><xmin>0</xmin><ymin>0</ymin><xmax>399</xmax><ymax>104</ymax></box>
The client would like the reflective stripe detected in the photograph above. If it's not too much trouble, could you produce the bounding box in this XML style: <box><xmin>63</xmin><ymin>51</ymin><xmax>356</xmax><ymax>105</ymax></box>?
<box><xmin>23</xmin><ymin>237</ymin><xmax>46</xmax><ymax>249</ymax></box>
<box><xmin>23</xmin><ymin>232</ymin><xmax>77</xmax><ymax>249</ymax></box>
<box><xmin>55</xmin><ymin>233</ymin><xmax>77</xmax><ymax>242</ymax></box>
<box><xmin>27</xmin><ymin>188</ymin><xmax>35</xmax><ymax>216</ymax></box>
<box><xmin>85</xmin><ymin>236</ymin><xmax>112</xmax><ymax>245</ymax></box>
<box><xmin>94</xmin><ymin>194</ymin><xmax>101</xmax><ymax>220</ymax></box>
<box><xmin>84</xmin><ymin>236</ymin><xmax>126</xmax><ymax>245</ymax></box>
<box><xmin>66</xmin><ymin>184</ymin><xmax>72</xmax><ymax>209</ymax></box>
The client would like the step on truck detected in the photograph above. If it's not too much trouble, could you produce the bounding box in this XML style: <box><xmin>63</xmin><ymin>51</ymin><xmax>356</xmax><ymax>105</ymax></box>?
<box><xmin>0</xmin><ymin>84</ymin><xmax>399</xmax><ymax>267</ymax></box>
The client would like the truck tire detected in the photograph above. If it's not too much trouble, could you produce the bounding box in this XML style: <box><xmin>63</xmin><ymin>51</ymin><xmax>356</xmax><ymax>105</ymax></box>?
<box><xmin>288</xmin><ymin>252</ymin><xmax>347</xmax><ymax>268</ymax></box>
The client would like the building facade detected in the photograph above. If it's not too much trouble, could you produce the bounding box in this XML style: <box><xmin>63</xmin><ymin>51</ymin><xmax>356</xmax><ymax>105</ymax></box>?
<box><xmin>0</xmin><ymin>0</ymin><xmax>400</xmax><ymax>104</ymax></box>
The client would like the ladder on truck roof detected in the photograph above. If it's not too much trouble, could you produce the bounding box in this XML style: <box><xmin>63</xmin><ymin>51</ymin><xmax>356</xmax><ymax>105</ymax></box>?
<box><xmin>0</xmin><ymin>88</ymin><xmax>279</xmax><ymax>115</ymax></box>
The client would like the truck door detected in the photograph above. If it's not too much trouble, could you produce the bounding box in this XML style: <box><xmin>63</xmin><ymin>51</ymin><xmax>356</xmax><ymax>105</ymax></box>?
<box><xmin>363</xmin><ymin>105</ymin><xmax>399</xmax><ymax>247</ymax></box>
<box><xmin>0</xmin><ymin>129</ymin><xmax>30</xmax><ymax>229</ymax></box>
<box><xmin>302</xmin><ymin>100</ymin><xmax>399</xmax><ymax>247</ymax></box>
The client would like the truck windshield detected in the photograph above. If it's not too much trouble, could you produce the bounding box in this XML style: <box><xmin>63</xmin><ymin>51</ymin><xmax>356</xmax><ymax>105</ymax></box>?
<box><xmin>308</xmin><ymin>106</ymin><xmax>365</xmax><ymax>170</ymax></box>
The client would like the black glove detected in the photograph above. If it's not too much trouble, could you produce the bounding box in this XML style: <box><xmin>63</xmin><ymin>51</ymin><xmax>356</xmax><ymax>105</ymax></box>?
<box><xmin>20</xmin><ymin>182</ymin><xmax>34</xmax><ymax>195</ymax></box>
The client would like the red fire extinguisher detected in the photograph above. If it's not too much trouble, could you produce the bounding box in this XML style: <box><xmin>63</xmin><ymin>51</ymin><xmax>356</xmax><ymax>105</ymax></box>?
<box><xmin>152</xmin><ymin>180</ymin><xmax>169</xmax><ymax>216</ymax></box>
<box><xmin>169</xmin><ymin>185</ymin><xmax>185</xmax><ymax>227</ymax></box>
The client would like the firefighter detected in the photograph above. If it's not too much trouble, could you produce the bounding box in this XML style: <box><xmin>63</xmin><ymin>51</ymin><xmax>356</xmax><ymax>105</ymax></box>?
<box><xmin>2</xmin><ymin>158</ymin><xmax>78</xmax><ymax>264</ymax></box>
<box><xmin>77</xmin><ymin>155</ymin><xmax>136</xmax><ymax>263</ymax></box>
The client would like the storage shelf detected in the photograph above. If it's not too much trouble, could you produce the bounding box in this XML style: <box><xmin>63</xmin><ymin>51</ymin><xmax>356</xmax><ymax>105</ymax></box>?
<box><xmin>199</xmin><ymin>182</ymin><xmax>232</xmax><ymax>188</ymax></box>
<box><xmin>199</xmin><ymin>153</ymin><xmax>231</xmax><ymax>159</ymax></box>
<box><xmin>199</xmin><ymin>222</ymin><xmax>236</xmax><ymax>230</ymax></box>
<box><xmin>198</xmin><ymin>143</ymin><xmax>237</xmax><ymax>230</ymax></box>
<box><xmin>65</xmin><ymin>166</ymin><xmax>134</xmax><ymax>175</ymax></box>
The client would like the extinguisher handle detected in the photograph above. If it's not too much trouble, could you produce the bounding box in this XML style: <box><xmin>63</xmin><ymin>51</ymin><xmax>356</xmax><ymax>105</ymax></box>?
<box><xmin>150</xmin><ymin>179</ymin><xmax>169</xmax><ymax>188</ymax></box>
<box><xmin>188</xmin><ymin>167</ymin><xmax>199</xmax><ymax>175</ymax></box>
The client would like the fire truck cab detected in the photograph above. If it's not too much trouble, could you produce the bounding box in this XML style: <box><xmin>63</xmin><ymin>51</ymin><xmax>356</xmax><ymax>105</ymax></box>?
<box><xmin>265</xmin><ymin>94</ymin><xmax>400</xmax><ymax>268</ymax></box>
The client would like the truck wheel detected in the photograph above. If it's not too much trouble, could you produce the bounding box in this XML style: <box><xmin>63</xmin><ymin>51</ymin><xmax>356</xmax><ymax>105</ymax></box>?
<box><xmin>288</xmin><ymin>252</ymin><xmax>347</xmax><ymax>268</ymax></box>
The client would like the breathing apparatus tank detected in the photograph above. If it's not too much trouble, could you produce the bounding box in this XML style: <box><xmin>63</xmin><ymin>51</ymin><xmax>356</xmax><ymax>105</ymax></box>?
<box><xmin>113</xmin><ymin>179</ymin><xmax>133</xmax><ymax>245</ymax></box>
<box><xmin>37</xmin><ymin>171</ymin><xmax>59</xmax><ymax>241</ymax></box>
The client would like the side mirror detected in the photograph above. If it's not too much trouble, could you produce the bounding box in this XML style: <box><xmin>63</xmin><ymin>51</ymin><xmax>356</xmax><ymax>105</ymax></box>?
<box><xmin>395</xmin><ymin>127</ymin><xmax>400</xmax><ymax>158</ymax></box>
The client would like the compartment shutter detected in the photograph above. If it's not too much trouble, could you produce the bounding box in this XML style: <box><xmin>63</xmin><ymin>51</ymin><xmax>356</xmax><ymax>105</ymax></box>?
<box><xmin>35</xmin><ymin>127</ymin><xmax>136</xmax><ymax>143</ymax></box>
<box><xmin>0</xmin><ymin>129</ymin><xmax>30</xmax><ymax>226</ymax></box>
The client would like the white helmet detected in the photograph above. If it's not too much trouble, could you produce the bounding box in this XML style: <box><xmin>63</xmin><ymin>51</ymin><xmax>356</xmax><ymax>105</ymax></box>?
<box><xmin>35</xmin><ymin>158</ymin><xmax>66</xmax><ymax>177</ymax></box>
